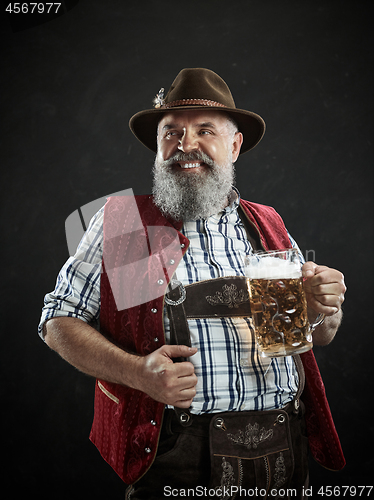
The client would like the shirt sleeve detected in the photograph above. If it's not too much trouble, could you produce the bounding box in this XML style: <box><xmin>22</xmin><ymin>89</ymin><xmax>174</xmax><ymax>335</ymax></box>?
<box><xmin>38</xmin><ymin>206</ymin><xmax>104</xmax><ymax>340</ymax></box>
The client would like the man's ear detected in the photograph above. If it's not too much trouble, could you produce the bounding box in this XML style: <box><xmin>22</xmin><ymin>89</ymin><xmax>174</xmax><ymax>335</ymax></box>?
<box><xmin>232</xmin><ymin>132</ymin><xmax>243</xmax><ymax>162</ymax></box>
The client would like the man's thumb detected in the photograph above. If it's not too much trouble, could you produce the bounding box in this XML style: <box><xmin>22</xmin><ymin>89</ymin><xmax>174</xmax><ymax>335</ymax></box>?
<box><xmin>164</xmin><ymin>344</ymin><xmax>198</xmax><ymax>359</ymax></box>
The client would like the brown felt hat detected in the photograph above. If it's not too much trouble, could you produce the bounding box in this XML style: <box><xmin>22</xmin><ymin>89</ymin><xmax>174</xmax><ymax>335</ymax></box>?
<box><xmin>129</xmin><ymin>68</ymin><xmax>265</xmax><ymax>155</ymax></box>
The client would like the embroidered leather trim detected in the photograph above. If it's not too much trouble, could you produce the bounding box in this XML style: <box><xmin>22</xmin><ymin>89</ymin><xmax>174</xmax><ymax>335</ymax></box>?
<box><xmin>227</xmin><ymin>422</ymin><xmax>274</xmax><ymax>450</ymax></box>
<box><xmin>98</xmin><ymin>381</ymin><xmax>119</xmax><ymax>404</ymax></box>
<box><xmin>163</xmin><ymin>98</ymin><xmax>227</xmax><ymax>109</ymax></box>
<box><xmin>206</xmin><ymin>283</ymin><xmax>249</xmax><ymax>309</ymax></box>
<box><xmin>273</xmin><ymin>452</ymin><xmax>287</xmax><ymax>488</ymax></box>
<box><xmin>215</xmin><ymin>457</ymin><xmax>236</xmax><ymax>500</ymax></box>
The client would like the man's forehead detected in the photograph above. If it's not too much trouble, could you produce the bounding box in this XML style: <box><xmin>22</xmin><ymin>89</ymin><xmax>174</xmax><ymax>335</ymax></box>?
<box><xmin>158</xmin><ymin>109</ymin><xmax>229</xmax><ymax>129</ymax></box>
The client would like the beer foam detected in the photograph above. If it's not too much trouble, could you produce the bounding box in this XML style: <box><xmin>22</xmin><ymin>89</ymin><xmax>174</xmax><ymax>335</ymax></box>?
<box><xmin>245</xmin><ymin>256</ymin><xmax>301</xmax><ymax>280</ymax></box>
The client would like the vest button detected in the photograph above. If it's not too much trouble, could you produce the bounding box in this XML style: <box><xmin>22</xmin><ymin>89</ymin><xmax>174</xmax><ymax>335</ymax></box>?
<box><xmin>151</xmin><ymin>308</ymin><xmax>157</xmax><ymax>313</ymax></box>
<box><xmin>154</xmin><ymin>337</ymin><xmax>159</xmax><ymax>342</ymax></box>
<box><xmin>180</xmin><ymin>243</ymin><xmax>185</xmax><ymax>248</ymax></box>
<box><xmin>145</xmin><ymin>447</ymin><xmax>152</xmax><ymax>454</ymax></box>
<box><xmin>150</xmin><ymin>420</ymin><xmax>157</xmax><ymax>426</ymax></box>
<box><xmin>157</xmin><ymin>279</ymin><xmax>164</xmax><ymax>285</ymax></box>
<box><xmin>169</xmin><ymin>259</ymin><xmax>175</xmax><ymax>265</ymax></box>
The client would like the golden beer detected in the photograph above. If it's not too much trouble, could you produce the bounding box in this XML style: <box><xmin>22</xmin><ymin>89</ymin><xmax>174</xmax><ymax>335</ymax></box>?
<box><xmin>248</xmin><ymin>276</ymin><xmax>312</xmax><ymax>357</ymax></box>
<box><xmin>245</xmin><ymin>249</ymin><xmax>315</xmax><ymax>357</ymax></box>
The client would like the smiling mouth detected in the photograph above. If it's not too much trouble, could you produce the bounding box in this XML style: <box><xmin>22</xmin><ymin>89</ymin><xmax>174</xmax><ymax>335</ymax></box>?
<box><xmin>177</xmin><ymin>162</ymin><xmax>205</xmax><ymax>170</ymax></box>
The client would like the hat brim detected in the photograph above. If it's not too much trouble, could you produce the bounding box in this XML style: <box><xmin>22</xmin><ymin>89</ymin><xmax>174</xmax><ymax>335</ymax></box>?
<box><xmin>129</xmin><ymin>106</ymin><xmax>265</xmax><ymax>155</ymax></box>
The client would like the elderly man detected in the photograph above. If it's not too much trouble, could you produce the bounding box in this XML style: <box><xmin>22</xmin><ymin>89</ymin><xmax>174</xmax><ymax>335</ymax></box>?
<box><xmin>39</xmin><ymin>68</ymin><xmax>346</xmax><ymax>499</ymax></box>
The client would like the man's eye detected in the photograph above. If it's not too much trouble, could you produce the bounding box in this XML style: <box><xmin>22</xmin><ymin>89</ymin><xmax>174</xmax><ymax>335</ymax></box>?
<box><xmin>199</xmin><ymin>130</ymin><xmax>212</xmax><ymax>135</ymax></box>
<box><xmin>165</xmin><ymin>130</ymin><xmax>179</xmax><ymax>138</ymax></box>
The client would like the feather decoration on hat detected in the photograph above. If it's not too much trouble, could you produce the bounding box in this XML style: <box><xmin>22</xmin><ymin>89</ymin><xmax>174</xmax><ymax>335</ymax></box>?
<box><xmin>153</xmin><ymin>88</ymin><xmax>165</xmax><ymax>109</ymax></box>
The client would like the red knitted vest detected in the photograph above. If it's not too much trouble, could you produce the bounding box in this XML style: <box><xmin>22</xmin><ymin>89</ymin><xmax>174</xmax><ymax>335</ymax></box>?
<box><xmin>89</xmin><ymin>195</ymin><xmax>345</xmax><ymax>484</ymax></box>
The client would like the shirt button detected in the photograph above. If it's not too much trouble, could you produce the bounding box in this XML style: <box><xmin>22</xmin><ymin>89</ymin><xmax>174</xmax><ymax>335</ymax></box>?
<box><xmin>240</xmin><ymin>404</ymin><xmax>246</xmax><ymax>411</ymax></box>
<box><xmin>151</xmin><ymin>308</ymin><xmax>157</xmax><ymax>314</ymax></box>
<box><xmin>157</xmin><ymin>279</ymin><xmax>164</xmax><ymax>285</ymax></box>
<box><xmin>240</xmin><ymin>359</ymin><xmax>249</xmax><ymax>367</ymax></box>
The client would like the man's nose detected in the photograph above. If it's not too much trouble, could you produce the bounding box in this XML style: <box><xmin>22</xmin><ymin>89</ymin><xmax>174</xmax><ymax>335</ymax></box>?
<box><xmin>178</xmin><ymin>128</ymin><xmax>198</xmax><ymax>153</ymax></box>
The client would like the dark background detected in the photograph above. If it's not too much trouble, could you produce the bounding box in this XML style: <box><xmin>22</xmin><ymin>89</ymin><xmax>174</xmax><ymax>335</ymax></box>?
<box><xmin>1</xmin><ymin>0</ymin><xmax>372</xmax><ymax>497</ymax></box>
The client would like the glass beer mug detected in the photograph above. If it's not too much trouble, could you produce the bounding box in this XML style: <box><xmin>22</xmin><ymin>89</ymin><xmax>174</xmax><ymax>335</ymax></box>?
<box><xmin>245</xmin><ymin>249</ymin><xmax>325</xmax><ymax>357</ymax></box>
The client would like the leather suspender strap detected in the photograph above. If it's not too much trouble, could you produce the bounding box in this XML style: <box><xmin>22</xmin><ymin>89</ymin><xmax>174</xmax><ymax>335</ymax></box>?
<box><xmin>237</xmin><ymin>204</ymin><xmax>264</xmax><ymax>252</ymax></box>
<box><xmin>293</xmin><ymin>353</ymin><xmax>306</xmax><ymax>400</ymax></box>
<box><xmin>166</xmin><ymin>281</ymin><xmax>191</xmax><ymax>363</ymax></box>
<box><xmin>165</xmin><ymin>281</ymin><xmax>193</xmax><ymax>425</ymax></box>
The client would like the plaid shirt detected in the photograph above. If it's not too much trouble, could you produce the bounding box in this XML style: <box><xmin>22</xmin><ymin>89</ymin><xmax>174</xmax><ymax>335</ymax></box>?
<box><xmin>39</xmin><ymin>190</ymin><xmax>301</xmax><ymax>413</ymax></box>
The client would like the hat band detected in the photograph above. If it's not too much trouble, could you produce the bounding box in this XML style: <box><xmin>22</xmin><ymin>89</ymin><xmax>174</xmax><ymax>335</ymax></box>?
<box><xmin>162</xmin><ymin>98</ymin><xmax>227</xmax><ymax>109</ymax></box>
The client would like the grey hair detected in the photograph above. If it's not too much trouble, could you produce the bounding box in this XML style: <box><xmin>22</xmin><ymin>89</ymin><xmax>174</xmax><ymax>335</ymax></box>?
<box><xmin>224</xmin><ymin>114</ymin><xmax>239</xmax><ymax>139</ymax></box>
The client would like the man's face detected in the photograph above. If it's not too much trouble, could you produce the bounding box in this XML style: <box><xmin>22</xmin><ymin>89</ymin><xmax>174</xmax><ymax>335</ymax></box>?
<box><xmin>156</xmin><ymin>110</ymin><xmax>243</xmax><ymax>170</ymax></box>
<box><xmin>152</xmin><ymin>110</ymin><xmax>243</xmax><ymax>221</ymax></box>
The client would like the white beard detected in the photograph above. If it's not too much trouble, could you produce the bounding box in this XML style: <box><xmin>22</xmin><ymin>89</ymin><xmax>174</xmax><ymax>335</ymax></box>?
<box><xmin>152</xmin><ymin>150</ymin><xmax>236</xmax><ymax>221</ymax></box>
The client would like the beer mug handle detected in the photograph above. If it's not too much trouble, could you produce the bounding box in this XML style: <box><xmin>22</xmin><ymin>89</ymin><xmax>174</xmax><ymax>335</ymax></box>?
<box><xmin>309</xmin><ymin>313</ymin><xmax>326</xmax><ymax>332</ymax></box>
